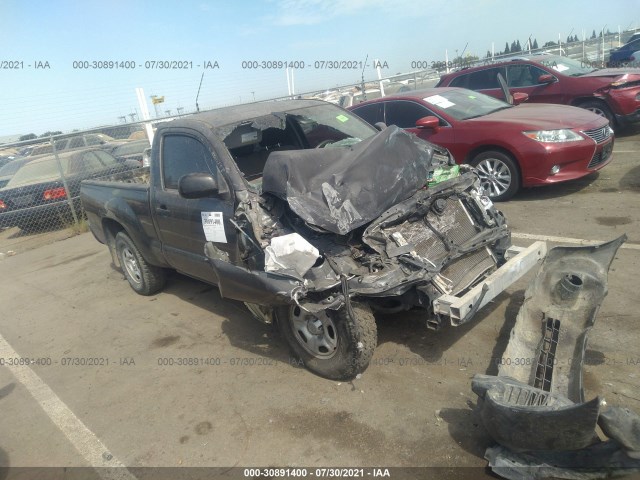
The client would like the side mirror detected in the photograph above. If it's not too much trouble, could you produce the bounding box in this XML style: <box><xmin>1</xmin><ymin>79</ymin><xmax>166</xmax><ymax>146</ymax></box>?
<box><xmin>512</xmin><ymin>92</ymin><xmax>529</xmax><ymax>105</ymax></box>
<box><xmin>538</xmin><ymin>74</ymin><xmax>555</xmax><ymax>84</ymax></box>
<box><xmin>178</xmin><ymin>173</ymin><xmax>219</xmax><ymax>199</ymax></box>
<box><xmin>373</xmin><ymin>122</ymin><xmax>387</xmax><ymax>131</ymax></box>
<box><xmin>415</xmin><ymin>116</ymin><xmax>440</xmax><ymax>130</ymax></box>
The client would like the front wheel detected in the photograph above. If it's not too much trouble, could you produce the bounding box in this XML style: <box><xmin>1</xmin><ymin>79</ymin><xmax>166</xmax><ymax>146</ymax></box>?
<box><xmin>471</xmin><ymin>151</ymin><xmax>520</xmax><ymax>201</ymax></box>
<box><xmin>276</xmin><ymin>301</ymin><xmax>377</xmax><ymax>380</ymax></box>
<box><xmin>579</xmin><ymin>100</ymin><xmax>615</xmax><ymax>128</ymax></box>
<box><xmin>115</xmin><ymin>231</ymin><xmax>166</xmax><ymax>295</ymax></box>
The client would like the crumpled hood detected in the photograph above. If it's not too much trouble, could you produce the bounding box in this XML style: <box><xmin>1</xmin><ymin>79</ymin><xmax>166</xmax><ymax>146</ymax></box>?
<box><xmin>261</xmin><ymin>126</ymin><xmax>434</xmax><ymax>235</ymax></box>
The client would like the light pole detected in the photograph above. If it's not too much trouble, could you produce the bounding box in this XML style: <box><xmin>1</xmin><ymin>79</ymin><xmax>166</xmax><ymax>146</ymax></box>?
<box><xmin>602</xmin><ymin>24</ymin><xmax>607</xmax><ymax>66</ymax></box>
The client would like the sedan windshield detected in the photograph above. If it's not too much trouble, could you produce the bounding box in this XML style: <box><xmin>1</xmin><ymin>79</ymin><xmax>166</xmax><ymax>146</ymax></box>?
<box><xmin>534</xmin><ymin>55</ymin><xmax>597</xmax><ymax>76</ymax></box>
<box><xmin>0</xmin><ymin>159</ymin><xmax>29</xmax><ymax>177</ymax></box>
<box><xmin>424</xmin><ymin>89</ymin><xmax>511</xmax><ymax>120</ymax></box>
<box><xmin>7</xmin><ymin>157</ymin><xmax>69</xmax><ymax>187</ymax></box>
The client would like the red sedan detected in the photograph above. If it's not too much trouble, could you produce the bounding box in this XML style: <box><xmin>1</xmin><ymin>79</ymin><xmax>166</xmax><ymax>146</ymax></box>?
<box><xmin>435</xmin><ymin>55</ymin><xmax>640</xmax><ymax>129</ymax></box>
<box><xmin>349</xmin><ymin>87</ymin><xmax>614</xmax><ymax>201</ymax></box>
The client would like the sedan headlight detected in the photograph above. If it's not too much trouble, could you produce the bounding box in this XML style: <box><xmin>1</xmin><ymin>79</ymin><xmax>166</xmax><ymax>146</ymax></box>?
<box><xmin>523</xmin><ymin>129</ymin><xmax>583</xmax><ymax>142</ymax></box>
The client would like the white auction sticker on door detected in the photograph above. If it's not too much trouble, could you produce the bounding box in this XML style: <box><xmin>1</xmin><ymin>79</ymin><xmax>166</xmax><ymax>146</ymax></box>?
<box><xmin>201</xmin><ymin>212</ymin><xmax>227</xmax><ymax>243</ymax></box>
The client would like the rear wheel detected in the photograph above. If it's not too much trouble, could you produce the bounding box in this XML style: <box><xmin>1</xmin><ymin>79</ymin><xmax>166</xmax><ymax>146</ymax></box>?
<box><xmin>579</xmin><ymin>100</ymin><xmax>615</xmax><ymax>128</ymax></box>
<box><xmin>276</xmin><ymin>301</ymin><xmax>377</xmax><ymax>380</ymax></box>
<box><xmin>115</xmin><ymin>231</ymin><xmax>165</xmax><ymax>295</ymax></box>
<box><xmin>471</xmin><ymin>150</ymin><xmax>520</xmax><ymax>201</ymax></box>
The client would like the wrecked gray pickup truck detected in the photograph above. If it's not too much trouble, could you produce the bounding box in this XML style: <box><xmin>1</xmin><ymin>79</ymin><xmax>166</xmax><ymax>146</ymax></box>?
<box><xmin>80</xmin><ymin>99</ymin><xmax>543</xmax><ymax>380</ymax></box>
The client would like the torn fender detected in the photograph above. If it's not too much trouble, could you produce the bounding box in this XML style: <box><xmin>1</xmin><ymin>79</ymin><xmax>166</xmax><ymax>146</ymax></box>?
<box><xmin>209</xmin><ymin>258</ymin><xmax>302</xmax><ymax>306</ymax></box>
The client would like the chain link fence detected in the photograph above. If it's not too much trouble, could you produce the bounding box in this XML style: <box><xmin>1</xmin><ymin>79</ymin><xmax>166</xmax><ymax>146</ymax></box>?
<box><xmin>305</xmin><ymin>35</ymin><xmax>619</xmax><ymax>108</ymax></box>
<box><xmin>0</xmin><ymin>125</ymin><xmax>150</xmax><ymax>255</ymax></box>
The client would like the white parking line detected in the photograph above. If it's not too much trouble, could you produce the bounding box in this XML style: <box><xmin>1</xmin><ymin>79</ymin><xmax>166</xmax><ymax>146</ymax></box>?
<box><xmin>512</xmin><ymin>232</ymin><xmax>640</xmax><ymax>250</ymax></box>
<box><xmin>0</xmin><ymin>333</ymin><xmax>136</xmax><ymax>480</ymax></box>
<box><xmin>612</xmin><ymin>150</ymin><xmax>639</xmax><ymax>153</ymax></box>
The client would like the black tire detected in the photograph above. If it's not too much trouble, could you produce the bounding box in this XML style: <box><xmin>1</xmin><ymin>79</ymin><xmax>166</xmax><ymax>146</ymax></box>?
<box><xmin>276</xmin><ymin>301</ymin><xmax>377</xmax><ymax>380</ymax></box>
<box><xmin>115</xmin><ymin>231</ymin><xmax>165</xmax><ymax>295</ymax></box>
<box><xmin>470</xmin><ymin>150</ymin><xmax>520</xmax><ymax>201</ymax></box>
<box><xmin>578</xmin><ymin>100</ymin><xmax>616</xmax><ymax>128</ymax></box>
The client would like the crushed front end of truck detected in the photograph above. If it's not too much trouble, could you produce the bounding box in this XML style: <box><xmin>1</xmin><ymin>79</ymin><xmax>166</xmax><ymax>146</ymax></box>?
<box><xmin>207</xmin><ymin>122</ymin><xmax>542</xmax><ymax>379</ymax></box>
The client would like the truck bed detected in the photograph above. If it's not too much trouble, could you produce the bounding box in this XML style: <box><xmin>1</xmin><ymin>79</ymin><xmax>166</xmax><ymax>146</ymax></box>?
<box><xmin>80</xmin><ymin>167</ymin><xmax>153</xmax><ymax>247</ymax></box>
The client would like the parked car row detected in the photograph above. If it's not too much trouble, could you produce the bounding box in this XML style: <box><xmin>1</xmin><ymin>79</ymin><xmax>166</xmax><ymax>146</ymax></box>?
<box><xmin>435</xmin><ymin>54</ymin><xmax>640</xmax><ymax>129</ymax></box>
<box><xmin>0</xmin><ymin>136</ymin><xmax>149</xmax><ymax>188</ymax></box>
<box><xmin>0</xmin><ymin>149</ymin><xmax>140</xmax><ymax>232</ymax></box>
<box><xmin>344</xmin><ymin>52</ymin><xmax>627</xmax><ymax>201</ymax></box>
<box><xmin>27</xmin><ymin>133</ymin><xmax>129</xmax><ymax>157</ymax></box>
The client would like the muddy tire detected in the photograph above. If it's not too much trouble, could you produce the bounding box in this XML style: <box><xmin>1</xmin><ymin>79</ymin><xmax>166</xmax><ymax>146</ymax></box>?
<box><xmin>115</xmin><ymin>231</ymin><xmax>165</xmax><ymax>295</ymax></box>
<box><xmin>276</xmin><ymin>301</ymin><xmax>377</xmax><ymax>380</ymax></box>
<box><xmin>471</xmin><ymin>150</ymin><xmax>520</xmax><ymax>201</ymax></box>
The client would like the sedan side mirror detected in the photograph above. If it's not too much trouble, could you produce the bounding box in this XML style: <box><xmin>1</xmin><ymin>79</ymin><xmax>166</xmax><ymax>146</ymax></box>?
<box><xmin>373</xmin><ymin>122</ymin><xmax>387</xmax><ymax>131</ymax></box>
<box><xmin>512</xmin><ymin>92</ymin><xmax>529</xmax><ymax>105</ymax></box>
<box><xmin>415</xmin><ymin>116</ymin><xmax>440</xmax><ymax>130</ymax></box>
<box><xmin>179</xmin><ymin>172</ymin><xmax>219</xmax><ymax>199</ymax></box>
<box><xmin>538</xmin><ymin>74</ymin><xmax>555</xmax><ymax>84</ymax></box>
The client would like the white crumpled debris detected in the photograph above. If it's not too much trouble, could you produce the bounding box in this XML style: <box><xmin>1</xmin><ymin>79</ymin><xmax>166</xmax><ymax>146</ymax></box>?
<box><xmin>265</xmin><ymin>233</ymin><xmax>319</xmax><ymax>277</ymax></box>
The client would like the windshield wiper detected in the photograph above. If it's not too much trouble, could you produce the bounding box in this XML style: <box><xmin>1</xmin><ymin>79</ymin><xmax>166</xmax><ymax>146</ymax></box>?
<box><xmin>572</xmin><ymin>69</ymin><xmax>598</xmax><ymax>76</ymax></box>
<box><xmin>464</xmin><ymin>106</ymin><xmax>512</xmax><ymax>120</ymax></box>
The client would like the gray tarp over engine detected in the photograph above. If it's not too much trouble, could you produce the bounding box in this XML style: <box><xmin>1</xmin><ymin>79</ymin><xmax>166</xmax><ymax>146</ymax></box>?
<box><xmin>261</xmin><ymin>126</ymin><xmax>435</xmax><ymax>235</ymax></box>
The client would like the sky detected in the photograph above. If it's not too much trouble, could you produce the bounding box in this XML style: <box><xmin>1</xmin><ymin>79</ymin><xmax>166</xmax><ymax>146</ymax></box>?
<box><xmin>1</xmin><ymin>0</ymin><xmax>638</xmax><ymax>138</ymax></box>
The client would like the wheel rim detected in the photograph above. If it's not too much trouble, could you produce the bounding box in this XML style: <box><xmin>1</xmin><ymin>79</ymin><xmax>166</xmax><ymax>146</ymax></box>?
<box><xmin>289</xmin><ymin>306</ymin><xmax>338</xmax><ymax>359</ymax></box>
<box><xmin>585</xmin><ymin>106</ymin><xmax>607</xmax><ymax>119</ymax></box>
<box><xmin>122</xmin><ymin>247</ymin><xmax>142</xmax><ymax>285</ymax></box>
<box><xmin>475</xmin><ymin>158</ymin><xmax>512</xmax><ymax>198</ymax></box>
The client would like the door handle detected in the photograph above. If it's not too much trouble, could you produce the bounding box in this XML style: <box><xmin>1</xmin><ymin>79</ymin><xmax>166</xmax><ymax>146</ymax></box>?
<box><xmin>156</xmin><ymin>204</ymin><xmax>170</xmax><ymax>216</ymax></box>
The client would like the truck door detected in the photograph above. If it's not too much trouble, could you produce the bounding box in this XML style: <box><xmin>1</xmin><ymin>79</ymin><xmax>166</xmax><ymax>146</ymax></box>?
<box><xmin>153</xmin><ymin>131</ymin><xmax>237</xmax><ymax>284</ymax></box>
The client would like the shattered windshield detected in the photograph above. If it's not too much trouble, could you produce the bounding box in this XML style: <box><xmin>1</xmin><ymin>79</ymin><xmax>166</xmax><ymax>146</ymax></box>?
<box><xmin>215</xmin><ymin>104</ymin><xmax>377</xmax><ymax>151</ymax></box>
<box><xmin>291</xmin><ymin>104</ymin><xmax>377</xmax><ymax>147</ymax></box>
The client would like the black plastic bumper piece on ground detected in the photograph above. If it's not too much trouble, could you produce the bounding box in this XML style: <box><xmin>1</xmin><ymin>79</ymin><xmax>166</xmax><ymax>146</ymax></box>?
<box><xmin>471</xmin><ymin>235</ymin><xmax>640</xmax><ymax>479</ymax></box>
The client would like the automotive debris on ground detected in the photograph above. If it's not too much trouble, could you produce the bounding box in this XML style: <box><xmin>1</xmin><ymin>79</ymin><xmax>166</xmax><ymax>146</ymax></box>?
<box><xmin>471</xmin><ymin>235</ymin><xmax>640</xmax><ymax>479</ymax></box>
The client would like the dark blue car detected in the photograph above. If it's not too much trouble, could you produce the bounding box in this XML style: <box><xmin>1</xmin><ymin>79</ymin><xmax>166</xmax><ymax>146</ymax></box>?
<box><xmin>608</xmin><ymin>37</ymin><xmax>640</xmax><ymax>67</ymax></box>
